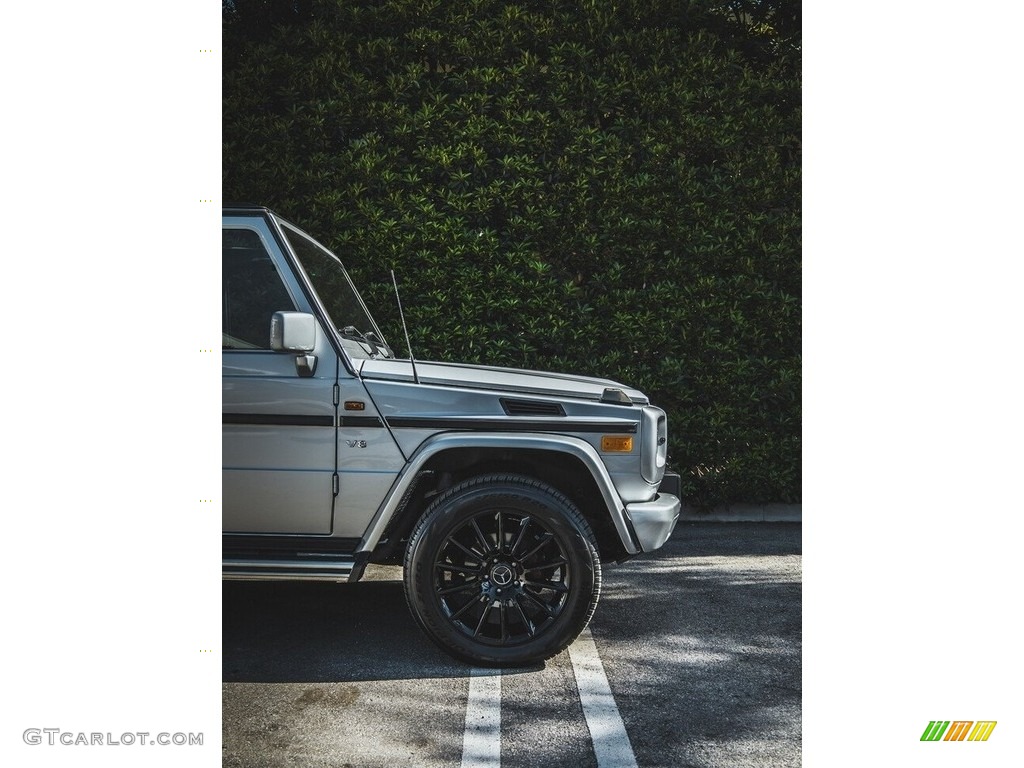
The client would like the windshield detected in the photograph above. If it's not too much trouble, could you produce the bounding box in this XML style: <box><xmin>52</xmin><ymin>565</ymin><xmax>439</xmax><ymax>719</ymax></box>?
<box><xmin>279</xmin><ymin>221</ymin><xmax>393</xmax><ymax>360</ymax></box>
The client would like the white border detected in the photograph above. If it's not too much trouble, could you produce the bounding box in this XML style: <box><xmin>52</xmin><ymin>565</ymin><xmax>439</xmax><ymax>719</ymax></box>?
<box><xmin>805</xmin><ymin>1</ymin><xmax>1022</xmax><ymax>763</ymax></box>
<box><xmin>4</xmin><ymin>3</ymin><xmax>220</xmax><ymax>765</ymax></box>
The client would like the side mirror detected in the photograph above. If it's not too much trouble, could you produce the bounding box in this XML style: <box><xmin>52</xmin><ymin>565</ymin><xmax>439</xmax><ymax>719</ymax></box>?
<box><xmin>270</xmin><ymin>312</ymin><xmax>318</xmax><ymax>377</ymax></box>
<box><xmin>270</xmin><ymin>312</ymin><xmax>316</xmax><ymax>353</ymax></box>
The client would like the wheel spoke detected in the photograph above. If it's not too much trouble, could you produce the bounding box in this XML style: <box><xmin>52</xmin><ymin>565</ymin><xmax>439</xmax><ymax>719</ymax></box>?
<box><xmin>519</xmin><ymin>589</ymin><xmax>555</xmax><ymax>618</ymax></box>
<box><xmin>473</xmin><ymin>601</ymin><xmax>493</xmax><ymax>637</ymax></box>
<box><xmin>470</xmin><ymin>518</ymin><xmax>492</xmax><ymax>554</ymax></box>
<box><xmin>497</xmin><ymin>511</ymin><xmax>505</xmax><ymax>554</ymax></box>
<box><xmin>437</xmin><ymin>563</ymin><xmax>479</xmax><ymax>577</ymax></box>
<box><xmin>450</xmin><ymin>594</ymin><xmax>481</xmax><ymax>621</ymax></box>
<box><xmin>446</xmin><ymin>537</ymin><xmax>485</xmax><ymax>563</ymax></box>
<box><xmin>512</xmin><ymin>597</ymin><xmax>536</xmax><ymax>637</ymax></box>
<box><xmin>438</xmin><ymin>580</ymin><xmax>478</xmax><ymax>596</ymax></box>
<box><xmin>509</xmin><ymin>516</ymin><xmax>532</xmax><ymax>557</ymax></box>
<box><xmin>523</xmin><ymin>557</ymin><xmax>568</xmax><ymax>573</ymax></box>
<box><xmin>500</xmin><ymin>602</ymin><xmax>508</xmax><ymax>642</ymax></box>
<box><xmin>519</xmin><ymin>533</ymin><xmax>554</xmax><ymax>561</ymax></box>
<box><xmin>524</xmin><ymin>579</ymin><xmax>568</xmax><ymax>593</ymax></box>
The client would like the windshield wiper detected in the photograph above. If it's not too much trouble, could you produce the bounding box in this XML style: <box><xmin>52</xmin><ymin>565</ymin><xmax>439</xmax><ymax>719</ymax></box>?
<box><xmin>340</xmin><ymin>325</ymin><xmax>389</xmax><ymax>358</ymax></box>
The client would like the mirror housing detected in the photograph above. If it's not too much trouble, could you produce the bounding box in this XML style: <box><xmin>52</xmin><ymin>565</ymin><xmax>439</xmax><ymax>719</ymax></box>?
<box><xmin>270</xmin><ymin>312</ymin><xmax>316</xmax><ymax>353</ymax></box>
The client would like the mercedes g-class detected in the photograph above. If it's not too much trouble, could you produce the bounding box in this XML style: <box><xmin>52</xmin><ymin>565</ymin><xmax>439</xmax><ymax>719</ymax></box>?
<box><xmin>222</xmin><ymin>205</ymin><xmax>681</xmax><ymax>665</ymax></box>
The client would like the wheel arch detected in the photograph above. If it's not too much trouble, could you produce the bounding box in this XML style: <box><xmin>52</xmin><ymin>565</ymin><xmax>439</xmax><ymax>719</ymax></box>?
<box><xmin>359</xmin><ymin>433</ymin><xmax>639</xmax><ymax>564</ymax></box>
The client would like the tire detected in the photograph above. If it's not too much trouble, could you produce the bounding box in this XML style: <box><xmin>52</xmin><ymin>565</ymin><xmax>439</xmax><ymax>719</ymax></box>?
<box><xmin>403</xmin><ymin>474</ymin><xmax>602</xmax><ymax>666</ymax></box>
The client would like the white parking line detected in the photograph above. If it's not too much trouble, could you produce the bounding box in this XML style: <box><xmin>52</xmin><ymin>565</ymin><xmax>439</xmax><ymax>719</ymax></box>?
<box><xmin>460</xmin><ymin>667</ymin><xmax>502</xmax><ymax>768</ymax></box>
<box><xmin>569</xmin><ymin>628</ymin><xmax>639</xmax><ymax>768</ymax></box>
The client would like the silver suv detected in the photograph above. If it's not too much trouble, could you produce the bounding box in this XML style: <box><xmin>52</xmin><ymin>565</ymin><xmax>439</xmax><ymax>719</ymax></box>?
<box><xmin>223</xmin><ymin>205</ymin><xmax>681</xmax><ymax>665</ymax></box>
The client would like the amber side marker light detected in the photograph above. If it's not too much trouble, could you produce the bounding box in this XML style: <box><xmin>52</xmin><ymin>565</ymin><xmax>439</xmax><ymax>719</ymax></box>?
<box><xmin>344</xmin><ymin>401</ymin><xmax>366</xmax><ymax>411</ymax></box>
<box><xmin>601</xmin><ymin>436</ymin><xmax>634</xmax><ymax>452</ymax></box>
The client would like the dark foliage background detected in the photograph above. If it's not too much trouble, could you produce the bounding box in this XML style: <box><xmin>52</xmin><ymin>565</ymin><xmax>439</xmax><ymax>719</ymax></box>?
<box><xmin>223</xmin><ymin>0</ymin><xmax>801</xmax><ymax>507</ymax></box>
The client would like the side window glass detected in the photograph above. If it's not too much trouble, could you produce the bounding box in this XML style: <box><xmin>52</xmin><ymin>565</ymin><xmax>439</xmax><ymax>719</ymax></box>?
<box><xmin>222</xmin><ymin>228</ymin><xmax>296</xmax><ymax>349</ymax></box>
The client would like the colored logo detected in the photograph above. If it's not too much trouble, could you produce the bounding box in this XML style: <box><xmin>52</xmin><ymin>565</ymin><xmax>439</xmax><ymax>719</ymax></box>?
<box><xmin>920</xmin><ymin>721</ymin><xmax>996</xmax><ymax>742</ymax></box>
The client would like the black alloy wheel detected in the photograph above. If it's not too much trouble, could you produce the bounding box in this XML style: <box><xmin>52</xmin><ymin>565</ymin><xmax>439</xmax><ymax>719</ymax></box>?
<box><xmin>404</xmin><ymin>474</ymin><xmax>601</xmax><ymax>666</ymax></box>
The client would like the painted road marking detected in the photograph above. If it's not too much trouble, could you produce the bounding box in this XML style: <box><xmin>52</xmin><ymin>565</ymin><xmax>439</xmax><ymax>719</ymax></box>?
<box><xmin>461</xmin><ymin>668</ymin><xmax>502</xmax><ymax>768</ymax></box>
<box><xmin>569</xmin><ymin>628</ymin><xmax>639</xmax><ymax>768</ymax></box>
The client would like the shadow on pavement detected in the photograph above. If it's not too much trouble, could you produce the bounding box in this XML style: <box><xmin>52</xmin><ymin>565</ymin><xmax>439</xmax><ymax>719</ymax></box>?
<box><xmin>223</xmin><ymin>523</ymin><xmax>799</xmax><ymax>708</ymax></box>
<box><xmin>592</xmin><ymin>522</ymin><xmax>801</xmax><ymax>767</ymax></box>
<box><xmin>223</xmin><ymin>580</ymin><xmax>538</xmax><ymax>683</ymax></box>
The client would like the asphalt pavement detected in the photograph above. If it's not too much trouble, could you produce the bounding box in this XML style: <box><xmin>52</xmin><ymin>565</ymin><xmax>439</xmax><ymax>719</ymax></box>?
<box><xmin>223</xmin><ymin>523</ymin><xmax>802</xmax><ymax>767</ymax></box>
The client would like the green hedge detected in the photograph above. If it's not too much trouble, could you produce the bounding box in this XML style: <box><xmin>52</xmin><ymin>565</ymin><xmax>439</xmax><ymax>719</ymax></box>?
<box><xmin>223</xmin><ymin>1</ymin><xmax>801</xmax><ymax>507</ymax></box>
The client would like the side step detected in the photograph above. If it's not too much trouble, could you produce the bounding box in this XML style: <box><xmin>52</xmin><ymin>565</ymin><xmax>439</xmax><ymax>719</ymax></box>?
<box><xmin>222</xmin><ymin>535</ymin><xmax>365</xmax><ymax>582</ymax></box>
<box><xmin>223</xmin><ymin>558</ymin><xmax>357</xmax><ymax>582</ymax></box>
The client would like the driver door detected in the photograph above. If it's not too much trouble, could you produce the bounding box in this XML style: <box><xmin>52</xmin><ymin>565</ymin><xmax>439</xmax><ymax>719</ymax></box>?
<box><xmin>222</xmin><ymin>216</ymin><xmax>338</xmax><ymax>535</ymax></box>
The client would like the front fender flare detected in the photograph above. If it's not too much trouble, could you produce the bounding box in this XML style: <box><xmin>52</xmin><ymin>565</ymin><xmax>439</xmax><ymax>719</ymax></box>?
<box><xmin>356</xmin><ymin>432</ymin><xmax>641</xmax><ymax>556</ymax></box>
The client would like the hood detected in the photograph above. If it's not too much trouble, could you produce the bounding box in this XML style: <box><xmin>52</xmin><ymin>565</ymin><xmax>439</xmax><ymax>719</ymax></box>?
<box><xmin>357</xmin><ymin>359</ymin><xmax>649</xmax><ymax>405</ymax></box>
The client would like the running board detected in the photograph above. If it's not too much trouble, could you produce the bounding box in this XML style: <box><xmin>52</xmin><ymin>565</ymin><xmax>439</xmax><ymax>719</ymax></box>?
<box><xmin>223</xmin><ymin>558</ymin><xmax>357</xmax><ymax>582</ymax></box>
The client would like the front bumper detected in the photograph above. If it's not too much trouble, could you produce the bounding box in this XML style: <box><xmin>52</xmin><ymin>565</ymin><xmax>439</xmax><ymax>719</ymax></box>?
<box><xmin>625</xmin><ymin>493</ymin><xmax>681</xmax><ymax>551</ymax></box>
